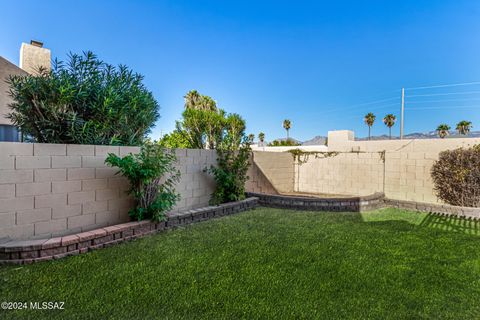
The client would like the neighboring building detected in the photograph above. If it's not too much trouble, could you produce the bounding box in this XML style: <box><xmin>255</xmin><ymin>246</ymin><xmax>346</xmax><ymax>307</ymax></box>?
<box><xmin>0</xmin><ymin>40</ymin><xmax>51</xmax><ymax>141</ymax></box>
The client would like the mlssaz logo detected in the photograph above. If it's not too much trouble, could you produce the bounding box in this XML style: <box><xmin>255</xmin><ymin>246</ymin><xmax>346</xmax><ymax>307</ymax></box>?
<box><xmin>30</xmin><ymin>302</ymin><xmax>65</xmax><ymax>310</ymax></box>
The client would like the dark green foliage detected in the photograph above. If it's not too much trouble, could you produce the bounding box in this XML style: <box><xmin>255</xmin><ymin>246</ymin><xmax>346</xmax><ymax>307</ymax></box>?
<box><xmin>267</xmin><ymin>138</ymin><xmax>301</xmax><ymax>146</ymax></box>
<box><xmin>1</xmin><ymin>208</ymin><xmax>480</xmax><ymax>319</ymax></box>
<box><xmin>7</xmin><ymin>51</ymin><xmax>159</xmax><ymax>145</ymax></box>
<box><xmin>431</xmin><ymin>145</ymin><xmax>480</xmax><ymax>207</ymax></box>
<box><xmin>105</xmin><ymin>143</ymin><xmax>180</xmax><ymax>221</ymax></box>
<box><xmin>206</xmin><ymin>135</ymin><xmax>251</xmax><ymax>205</ymax></box>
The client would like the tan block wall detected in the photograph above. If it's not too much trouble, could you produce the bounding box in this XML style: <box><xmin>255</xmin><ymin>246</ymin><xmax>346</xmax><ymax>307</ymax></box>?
<box><xmin>245</xmin><ymin>159</ymin><xmax>278</xmax><ymax>195</ymax></box>
<box><xmin>250</xmin><ymin>151</ymin><xmax>294</xmax><ymax>193</ymax></box>
<box><xmin>327</xmin><ymin>130</ymin><xmax>480</xmax><ymax>153</ymax></box>
<box><xmin>0</xmin><ymin>143</ymin><xmax>217</xmax><ymax>240</ymax></box>
<box><xmin>296</xmin><ymin>152</ymin><xmax>384</xmax><ymax>196</ymax></box>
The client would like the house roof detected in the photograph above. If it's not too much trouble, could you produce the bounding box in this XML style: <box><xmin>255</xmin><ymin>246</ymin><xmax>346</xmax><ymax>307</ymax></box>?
<box><xmin>0</xmin><ymin>56</ymin><xmax>27</xmax><ymax>125</ymax></box>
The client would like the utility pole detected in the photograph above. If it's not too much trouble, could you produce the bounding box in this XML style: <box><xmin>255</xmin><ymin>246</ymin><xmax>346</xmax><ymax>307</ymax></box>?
<box><xmin>400</xmin><ymin>87</ymin><xmax>405</xmax><ymax>139</ymax></box>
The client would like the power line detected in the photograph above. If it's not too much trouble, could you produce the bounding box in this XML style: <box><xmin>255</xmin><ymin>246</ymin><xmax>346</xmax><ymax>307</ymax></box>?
<box><xmin>407</xmin><ymin>105</ymin><xmax>480</xmax><ymax>111</ymax></box>
<box><xmin>404</xmin><ymin>81</ymin><xmax>480</xmax><ymax>91</ymax></box>
<box><xmin>406</xmin><ymin>91</ymin><xmax>480</xmax><ymax>98</ymax></box>
<box><xmin>406</xmin><ymin>98</ymin><xmax>480</xmax><ymax>104</ymax></box>
<box><xmin>321</xmin><ymin>96</ymin><xmax>399</xmax><ymax>114</ymax></box>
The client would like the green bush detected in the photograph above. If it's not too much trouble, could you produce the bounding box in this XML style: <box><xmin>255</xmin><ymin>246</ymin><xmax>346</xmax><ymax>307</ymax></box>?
<box><xmin>7</xmin><ymin>51</ymin><xmax>159</xmax><ymax>145</ymax></box>
<box><xmin>105</xmin><ymin>143</ymin><xmax>180</xmax><ymax>221</ymax></box>
<box><xmin>267</xmin><ymin>139</ymin><xmax>301</xmax><ymax>147</ymax></box>
<box><xmin>431</xmin><ymin>145</ymin><xmax>480</xmax><ymax>207</ymax></box>
<box><xmin>206</xmin><ymin>135</ymin><xmax>252</xmax><ymax>205</ymax></box>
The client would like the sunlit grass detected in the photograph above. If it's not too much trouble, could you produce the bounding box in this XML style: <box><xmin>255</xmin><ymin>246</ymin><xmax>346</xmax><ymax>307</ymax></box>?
<box><xmin>1</xmin><ymin>207</ymin><xmax>479</xmax><ymax>319</ymax></box>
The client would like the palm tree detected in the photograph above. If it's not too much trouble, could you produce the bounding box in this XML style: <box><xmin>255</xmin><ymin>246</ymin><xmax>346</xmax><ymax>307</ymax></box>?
<box><xmin>258</xmin><ymin>132</ymin><xmax>265</xmax><ymax>143</ymax></box>
<box><xmin>184</xmin><ymin>90</ymin><xmax>201</xmax><ymax>109</ymax></box>
<box><xmin>248</xmin><ymin>133</ymin><xmax>255</xmax><ymax>143</ymax></box>
<box><xmin>383</xmin><ymin>114</ymin><xmax>396</xmax><ymax>139</ymax></box>
<box><xmin>283</xmin><ymin>119</ymin><xmax>291</xmax><ymax>140</ymax></box>
<box><xmin>364</xmin><ymin>113</ymin><xmax>376</xmax><ymax>140</ymax></box>
<box><xmin>456</xmin><ymin>120</ymin><xmax>472</xmax><ymax>136</ymax></box>
<box><xmin>436</xmin><ymin>124</ymin><xmax>451</xmax><ymax>138</ymax></box>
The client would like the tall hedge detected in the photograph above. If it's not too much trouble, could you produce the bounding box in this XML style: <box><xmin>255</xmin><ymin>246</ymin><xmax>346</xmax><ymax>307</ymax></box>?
<box><xmin>7</xmin><ymin>51</ymin><xmax>159</xmax><ymax>145</ymax></box>
<box><xmin>431</xmin><ymin>146</ymin><xmax>480</xmax><ymax>207</ymax></box>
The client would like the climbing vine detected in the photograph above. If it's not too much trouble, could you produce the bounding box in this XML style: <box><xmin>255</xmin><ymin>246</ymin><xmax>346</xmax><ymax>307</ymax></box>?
<box><xmin>288</xmin><ymin>149</ymin><xmax>339</xmax><ymax>165</ymax></box>
<box><xmin>288</xmin><ymin>148</ymin><xmax>386</xmax><ymax>164</ymax></box>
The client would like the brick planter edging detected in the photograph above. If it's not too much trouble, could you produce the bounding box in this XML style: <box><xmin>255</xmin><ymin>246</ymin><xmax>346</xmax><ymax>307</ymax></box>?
<box><xmin>384</xmin><ymin>198</ymin><xmax>480</xmax><ymax>219</ymax></box>
<box><xmin>0</xmin><ymin>197</ymin><xmax>258</xmax><ymax>265</ymax></box>
<box><xmin>247</xmin><ymin>192</ymin><xmax>385</xmax><ymax>212</ymax></box>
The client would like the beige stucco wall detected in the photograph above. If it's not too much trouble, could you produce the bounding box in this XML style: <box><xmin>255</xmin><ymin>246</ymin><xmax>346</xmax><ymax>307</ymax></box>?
<box><xmin>0</xmin><ymin>143</ymin><xmax>216</xmax><ymax>240</ymax></box>
<box><xmin>19</xmin><ymin>43</ymin><xmax>51</xmax><ymax>75</ymax></box>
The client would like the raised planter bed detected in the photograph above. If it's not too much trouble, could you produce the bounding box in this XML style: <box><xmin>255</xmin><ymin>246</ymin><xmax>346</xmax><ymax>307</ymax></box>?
<box><xmin>0</xmin><ymin>197</ymin><xmax>258</xmax><ymax>265</ymax></box>
<box><xmin>247</xmin><ymin>192</ymin><xmax>385</xmax><ymax>212</ymax></box>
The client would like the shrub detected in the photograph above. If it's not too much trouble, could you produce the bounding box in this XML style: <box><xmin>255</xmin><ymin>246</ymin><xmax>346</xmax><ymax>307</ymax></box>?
<box><xmin>267</xmin><ymin>139</ymin><xmax>301</xmax><ymax>147</ymax></box>
<box><xmin>206</xmin><ymin>135</ymin><xmax>252</xmax><ymax>205</ymax></box>
<box><xmin>7</xmin><ymin>51</ymin><xmax>159</xmax><ymax>145</ymax></box>
<box><xmin>431</xmin><ymin>145</ymin><xmax>480</xmax><ymax>207</ymax></box>
<box><xmin>105</xmin><ymin>143</ymin><xmax>180</xmax><ymax>221</ymax></box>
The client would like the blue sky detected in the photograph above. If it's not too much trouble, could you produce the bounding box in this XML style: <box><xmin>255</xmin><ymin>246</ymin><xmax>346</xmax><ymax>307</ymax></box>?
<box><xmin>1</xmin><ymin>0</ymin><xmax>479</xmax><ymax>141</ymax></box>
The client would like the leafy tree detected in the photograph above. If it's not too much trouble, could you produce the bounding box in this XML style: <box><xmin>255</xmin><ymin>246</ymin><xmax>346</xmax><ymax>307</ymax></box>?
<box><xmin>7</xmin><ymin>51</ymin><xmax>159</xmax><ymax>145</ymax></box>
<box><xmin>258</xmin><ymin>132</ymin><xmax>265</xmax><ymax>143</ymax></box>
<box><xmin>383</xmin><ymin>114</ymin><xmax>396</xmax><ymax>139</ymax></box>
<box><xmin>206</xmin><ymin>135</ymin><xmax>251</xmax><ymax>205</ymax></box>
<box><xmin>283</xmin><ymin>119</ymin><xmax>291</xmax><ymax>139</ymax></box>
<box><xmin>105</xmin><ymin>142</ymin><xmax>180</xmax><ymax>221</ymax></box>
<box><xmin>268</xmin><ymin>139</ymin><xmax>301</xmax><ymax>147</ymax></box>
<box><xmin>226</xmin><ymin>113</ymin><xmax>246</xmax><ymax>148</ymax></box>
<box><xmin>364</xmin><ymin>113</ymin><xmax>376</xmax><ymax>140</ymax></box>
<box><xmin>158</xmin><ymin>130</ymin><xmax>191</xmax><ymax>148</ymax></box>
<box><xmin>456</xmin><ymin>120</ymin><xmax>472</xmax><ymax>135</ymax></box>
<box><xmin>436</xmin><ymin>124</ymin><xmax>451</xmax><ymax>139</ymax></box>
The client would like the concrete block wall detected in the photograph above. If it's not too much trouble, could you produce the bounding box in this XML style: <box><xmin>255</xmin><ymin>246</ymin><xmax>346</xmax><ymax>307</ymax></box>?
<box><xmin>245</xmin><ymin>159</ymin><xmax>278</xmax><ymax>195</ymax></box>
<box><xmin>296</xmin><ymin>152</ymin><xmax>385</xmax><ymax>196</ymax></box>
<box><xmin>250</xmin><ymin>151</ymin><xmax>294</xmax><ymax>193</ymax></box>
<box><xmin>0</xmin><ymin>143</ymin><xmax>217</xmax><ymax>240</ymax></box>
<box><xmin>383</xmin><ymin>151</ymin><xmax>438</xmax><ymax>203</ymax></box>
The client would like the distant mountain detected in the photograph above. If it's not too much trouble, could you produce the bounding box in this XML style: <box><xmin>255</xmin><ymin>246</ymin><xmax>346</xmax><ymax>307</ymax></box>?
<box><xmin>302</xmin><ymin>135</ymin><xmax>327</xmax><ymax>145</ymax></box>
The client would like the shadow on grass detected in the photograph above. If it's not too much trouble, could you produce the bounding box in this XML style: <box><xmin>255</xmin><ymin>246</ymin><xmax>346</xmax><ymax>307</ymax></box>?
<box><xmin>419</xmin><ymin>212</ymin><xmax>480</xmax><ymax>236</ymax></box>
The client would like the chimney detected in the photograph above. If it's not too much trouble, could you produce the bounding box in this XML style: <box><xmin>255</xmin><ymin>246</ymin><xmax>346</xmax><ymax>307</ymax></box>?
<box><xmin>19</xmin><ymin>40</ymin><xmax>51</xmax><ymax>75</ymax></box>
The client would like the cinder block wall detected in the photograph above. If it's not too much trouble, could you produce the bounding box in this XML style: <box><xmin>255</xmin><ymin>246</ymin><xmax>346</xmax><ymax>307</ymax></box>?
<box><xmin>250</xmin><ymin>151</ymin><xmax>294</xmax><ymax>193</ymax></box>
<box><xmin>296</xmin><ymin>152</ymin><xmax>384</xmax><ymax>196</ymax></box>
<box><xmin>0</xmin><ymin>143</ymin><xmax>216</xmax><ymax>240</ymax></box>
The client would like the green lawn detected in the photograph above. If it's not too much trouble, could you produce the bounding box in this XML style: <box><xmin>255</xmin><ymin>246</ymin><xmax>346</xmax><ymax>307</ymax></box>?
<box><xmin>1</xmin><ymin>207</ymin><xmax>480</xmax><ymax>319</ymax></box>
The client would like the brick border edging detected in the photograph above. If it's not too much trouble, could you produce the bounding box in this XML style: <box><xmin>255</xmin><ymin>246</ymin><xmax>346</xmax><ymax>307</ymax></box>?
<box><xmin>246</xmin><ymin>192</ymin><xmax>385</xmax><ymax>212</ymax></box>
<box><xmin>0</xmin><ymin>197</ymin><xmax>259</xmax><ymax>265</ymax></box>
<box><xmin>384</xmin><ymin>198</ymin><xmax>480</xmax><ymax>219</ymax></box>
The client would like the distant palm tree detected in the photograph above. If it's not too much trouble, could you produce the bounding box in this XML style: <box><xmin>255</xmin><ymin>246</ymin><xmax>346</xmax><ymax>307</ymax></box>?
<box><xmin>364</xmin><ymin>113</ymin><xmax>376</xmax><ymax>140</ymax></box>
<box><xmin>436</xmin><ymin>124</ymin><xmax>451</xmax><ymax>138</ymax></box>
<box><xmin>258</xmin><ymin>132</ymin><xmax>265</xmax><ymax>143</ymax></box>
<box><xmin>283</xmin><ymin>119</ymin><xmax>291</xmax><ymax>140</ymax></box>
<box><xmin>383</xmin><ymin>114</ymin><xmax>396</xmax><ymax>139</ymax></box>
<box><xmin>456</xmin><ymin>120</ymin><xmax>472</xmax><ymax>135</ymax></box>
<box><xmin>248</xmin><ymin>133</ymin><xmax>255</xmax><ymax>142</ymax></box>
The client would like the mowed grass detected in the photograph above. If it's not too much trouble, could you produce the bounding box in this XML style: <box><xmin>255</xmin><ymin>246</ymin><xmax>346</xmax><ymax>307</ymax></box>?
<box><xmin>1</xmin><ymin>207</ymin><xmax>480</xmax><ymax>319</ymax></box>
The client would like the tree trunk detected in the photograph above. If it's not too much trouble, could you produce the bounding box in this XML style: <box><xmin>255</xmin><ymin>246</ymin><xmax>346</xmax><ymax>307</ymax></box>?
<box><xmin>389</xmin><ymin>127</ymin><xmax>392</xmax><ymax>140</ymax></box>
<box><xmin>368</xmin><ymin>126</ymin><xmax>371</xmax><ymax>140</ymax></box>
